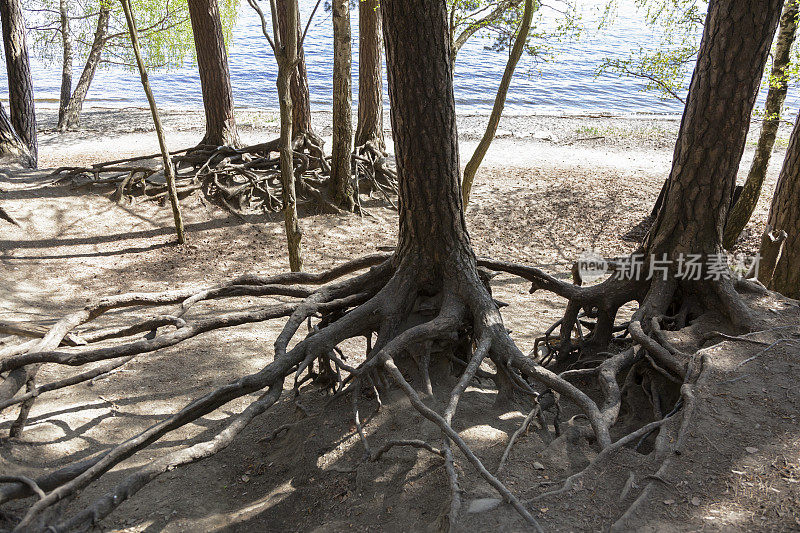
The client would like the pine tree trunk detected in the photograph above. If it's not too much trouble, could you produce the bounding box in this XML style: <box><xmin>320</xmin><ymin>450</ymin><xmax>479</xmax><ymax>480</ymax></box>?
<box><xmin>0</xmin><ymin>100</ymin><xmax>32</xmax><ymax>167</ymax></box>
<box><xmin>355</xmin><ymin>0</ymin><xmax>384</xmax><ymax>151</ymax></box>
<box><xmin>58</xmin><ymin>3</ymin><xmax>110</xmax><ymax>132</ymax></box>
<box><xmin>1</xmin><ymin>0</ymin><xmax>37</xmax><ymax>166</ymax></box>
<box><xmin>277</xmin><ymin>0</ymin><xmax>313</xmax><ymax>137</ymax></box>
<box><xmin>188</xmin><ymin>0</ymin><xmax>241</xmax><ymax>147</ymax></box>
<box><xmin>645</xmin><ymin>0</ymin><xmax>783</xmax><ymax>263</ymax></box>
<box><xmin>58</xmin><ymin>0</ymin><xmax>73</xmax><ymax>125</ymax></box>
<box><xmin>545</xmin><ymin>0</ymin><xmax>784</xmax><ymax>365</ymax></box>
<box><xmin>758</xmin><ymin>113</ymin><xmax>800</xmax><ymax>298</ymax></box>
<box><xmin>383</xmin><ymin>0</ymin><xmax>473</xmax><ymax>283</ymax></box>
<box><xmin>723</xmin><ymin>0</ymin><xmax>799</xmax><ymax>249</ymax></box>
<box><xmin>291</xmin><ymin>52</ymin><xmax>313</xmax><ymax>136</ymax></box>
<box><xmin>331</xmin><ymin>0</ymin><xmax>354</xmax><ymax>209</ymax></box>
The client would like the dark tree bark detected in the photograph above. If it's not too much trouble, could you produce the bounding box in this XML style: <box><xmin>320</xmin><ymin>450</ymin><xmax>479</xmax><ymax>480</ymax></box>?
<box><xmin>724</xmin><ymin>0</ymin><xmax>799</xmax><ymax>249</ymax></box>
<box><xmin>384</xmin><ymin>0</ymin><xmax>468</xmax><ymax>274</ymax></box>
<box><xmin>758</xmin><ymin>113</ymin><xmax>800</xmax><ymax>298</ymax></box>
<box><xmin>58</xmin><ymin>0</ymin><xmax>73</xmax><ymax>125</ymax></box>
<box><xmin>644</xmin><ymin>0</ymin><xmax>782</xmax><ymax>263</ymax></box>
<box><xmin>331</xmin><ymin>0</ymin><xmax>354</xmax><ymax>209</ymax></box>
<box><xmin>1</xmin><ymin>0</ymin><xmax>37</xmax><ymax>166</ymax></box>
<box><xmin>188</xmin><ymin>0</ymin><xmax>241</xmax><ymax>147</ymax></box>
<box><xmin>636</xmin><ymin>0</ymin><xmax>784</xmax><ymax>331</ymax></box>
<box><xmin>0</xmin><ymin>2</ymin><xmax>686</xmax><ymax>527</ymax></box>
<box><xmin>377</xmin><ymin>2</ymin><xmax>549</xmax><ymax>521</ymax></box>
<box><xmin>547</xmin><ymin>0</ymin><xmax>784</xmax><ymax>364</ymax></box>
<box><xmin>0</xmin><ymin>100</ymin><xmax>32</xmax><ymax>167</ymax></box>
<box><xmin>58</xmin><ymin>3</ymin><xmax>111</xmax><ymax>132</ymax></box>
<box><xmin>355</xmin><ymin>0</ymin><xmax>384</xmax><ymax>151</ymax></box>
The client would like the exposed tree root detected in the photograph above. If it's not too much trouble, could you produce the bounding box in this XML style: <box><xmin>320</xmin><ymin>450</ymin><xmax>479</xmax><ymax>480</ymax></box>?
<box><xmin>479</xmin><ymin>249</ymin><xmax>772</xmax><ymax>529</ymax></box>
<box><xmin>610</xmin><ymin>352</ymin><xmax>708</xmax><ymax>532</ymax></box>
<box><xmin>496</xmin><ymin>401</ymin><xmax>541</xmax><ymax>476</ymax></box>
<box><xmin>0</xmin><ymin>251</ymin><xmax>769</xmax><ymax>531</ymax></box>
<box><xmin>50</xmin><ymin>138</ymin><xmax>398</xmax><ymax>216</ymax></box>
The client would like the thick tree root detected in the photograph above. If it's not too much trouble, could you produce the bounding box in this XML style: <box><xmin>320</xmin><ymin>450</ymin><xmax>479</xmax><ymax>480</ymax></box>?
<box><xmin>0</xmin><ymin>252</ymin><xmax>765</xmax><ymax>531</ymax></box>
<box><xmin>50</xmin><ymin>138</ymin><xmax>399</xmax><ymax>216</ymax></box>
<box><xmin>610</xmin><ymin>352</ymin><xmax>708</xmax><ymax>531</ymax></box>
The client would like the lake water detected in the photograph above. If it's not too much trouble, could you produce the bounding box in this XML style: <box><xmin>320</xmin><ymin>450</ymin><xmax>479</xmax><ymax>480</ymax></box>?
<box><xmin>1</xmin><ymin>0</ymin><xmax>796</xmax><ymax>117</ymax></box>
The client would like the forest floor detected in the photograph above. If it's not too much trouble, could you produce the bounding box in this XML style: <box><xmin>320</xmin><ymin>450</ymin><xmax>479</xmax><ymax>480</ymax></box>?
<box><xmin>1</xmin><ymin>108</ymin><xmax>799</xmax><ymax>532</ymax></box>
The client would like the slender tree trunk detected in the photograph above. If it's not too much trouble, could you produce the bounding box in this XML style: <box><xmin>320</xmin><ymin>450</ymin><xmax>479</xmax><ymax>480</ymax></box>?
<box><xmin>331</xmin><ymin>0</ymin><xmax>353</xmax><ymax>209</ymax></box>
<box><xmin>723</xmin><ymin>0</ymin><xmax>799</xmax><ymax>249</ymax></box>
<box><xmin>448</xmin><ymin>0</ymin><xmax>523</xmax><ymax>71</ymax></box>
<box><xmin>273</xmin><ymin>0</ymin><xmax>304</xmax><ymax>271</ymax></box>
<box><xmin>0</xmin><ymin>100</ymin><xmax>32</xmax><ymax>167</ymax></box>
<box><xmin>461</xmin><ymin>0</ymin><xmax>533</xmax><ymax>206</ymax></box>
<box><xmin>0</xmin><ymin>0</ymin><xmax>37</xmax><ymax>166</ymax></box>
<box><xmin>355</xmin><ymin>0</ymin><xmax>384</xmax><ymax>151</ymax></box>
<box><xmin>121</xmin><ymin>0</ymin><xmax>185</xmax><ymax>245</ymax></box>
<box><xmin>248</xmin><ymin>0</ymin><xmax>303</xmax><ymax>269</ymax></box>
<box><xmin>758</xmin><ymin>113</ymin><xmax>800</xmax><ymax>297</ymax></box>
<box><xmin>278</xmin><ymin>64</ymin><xmax>303</xmax><ymax>271</ymax></box>
<box><xmin>58</xmin><ymin>3</ymin><xmax>111</xmax><ymax>132</ymax></box>
<box><xmin>188</xmin><ymin>0</ymin><xmax>241</xmax><ymax>147</ymax></box>
<box><xmin>58</xmin><ymin>0</ymin><xmax>73</xmax><ymax>125</ymax></box>
<box><xmin>277</xmin><ymin>0</ymin><xmax>314</xmax><ymax>138</ymax></box>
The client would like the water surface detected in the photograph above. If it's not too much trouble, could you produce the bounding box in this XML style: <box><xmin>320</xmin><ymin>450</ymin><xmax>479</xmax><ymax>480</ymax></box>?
<box><xmin>1</xmin><ymin>0</ymin><xmax>795</xmax><ymax>117</ymax></box>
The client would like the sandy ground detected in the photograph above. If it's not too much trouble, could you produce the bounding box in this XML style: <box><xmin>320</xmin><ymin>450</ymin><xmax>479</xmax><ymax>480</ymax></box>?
<box><xmin>0</xmin><ymin>108</ymin><xmax>799</xmax><ymax>532</ymax></box>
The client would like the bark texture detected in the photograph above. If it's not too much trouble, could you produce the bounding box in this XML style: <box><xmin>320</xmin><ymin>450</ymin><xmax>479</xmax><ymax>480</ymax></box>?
<box><xmin>758</xmin><ymin>112</ymin><xmax>800</xmax><ymax>298</ymax></box>
<box><xmin>383</xmin><ymin>0</ymin><xmax>472</xmax><ymax>283</ymax></box>
<box><xmin>188</xmin><ymin>0</ymin><xmax>241</xmax><ymax>147</ymax></box>
<box><xmin>355</xmin><ymin>0</ymin><xmax>385</xmax><ymax>151</ymax></box>
<box><xmin>0</xmin><ymin>100</ymin><xmax>32</xmax><ymax>166</ymax></box>
<box><xmin>275</xmin><ymin>0</ymin><xmax>304</xmax><ymax>271</ymax></box>
<box><xmin>331</xmin><ymin>0</ymin><xmax>354</xmax><ymax>208</ymax></box>
<box><xmin>58</xmin><ymin>4</ymin><xmax>111</xmax><ymax>132</ymax></box>
<box><xmin>645</xmin><ymin>0</ymin><xmax>783</xmax><ymax>261</ymax></box>
<box><xmin>546</xmin><ymin>0</ymin><xmax>785</xmax><ymax>363</ymax></box>
<box><xmin>1</xmin><ymin>0</ymin><xmax>37</xmax><ymax>166</ymax></box>
<box><xmin>724</xmin><ymin>0</ymin><xmax>799</xmax><ymax>249</ymax></box>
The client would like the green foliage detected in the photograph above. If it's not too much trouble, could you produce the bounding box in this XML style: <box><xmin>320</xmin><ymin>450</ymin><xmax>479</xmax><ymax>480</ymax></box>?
<box><xmin>24</xmin><ymin>0</ymin><xmax>239</xmax><ymax>70</ymax></box>
<box><xmin>599</xmin><ymin>0</ymin><xmax>800</xmax><ymax>103</ymax></box>
<box><xmin>596</xmin><ymin>0</ymin><xmax>705</xmax><ymax>102</ymax></box>
<box><xmin>447</xmin><ymin>0</ymin><xmax>581</xmax><ymax>63</ymax></box>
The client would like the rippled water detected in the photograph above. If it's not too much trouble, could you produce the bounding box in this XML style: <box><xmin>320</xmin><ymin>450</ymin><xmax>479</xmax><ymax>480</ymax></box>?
<box><xmin>0</xmin><ymin>0</ymin><xmax>796</xmax><ymax>116</ymax></box>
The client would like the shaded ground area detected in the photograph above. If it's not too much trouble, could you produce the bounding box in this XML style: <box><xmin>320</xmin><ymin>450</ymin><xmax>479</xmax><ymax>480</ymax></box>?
<box><xmin>1</xmin><ymin>110</ymin><xmax>798</xmax><ymax>531</ymax></box>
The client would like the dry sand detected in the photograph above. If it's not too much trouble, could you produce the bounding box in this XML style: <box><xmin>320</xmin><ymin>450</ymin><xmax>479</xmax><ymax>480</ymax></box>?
<box><xmin>0</xmin><ymin>108</ymin><xmax>798</xmax><ymax>532</ymax></box>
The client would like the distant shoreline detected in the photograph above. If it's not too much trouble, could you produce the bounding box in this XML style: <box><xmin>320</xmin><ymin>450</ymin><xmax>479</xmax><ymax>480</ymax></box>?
<box><xmin>34</xmin><ymin>106</ymin><xmax>794</xmax><ymax>156</ymax></box>
<box><xmin>27</xmin><ymin>103</ymin><xmax>786</xmax><ymax>260</ymax></box>
<box><xmin>21</xmin><ymin>100</ymin><xmax>684</xmax><ymax>121</ymax></box>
